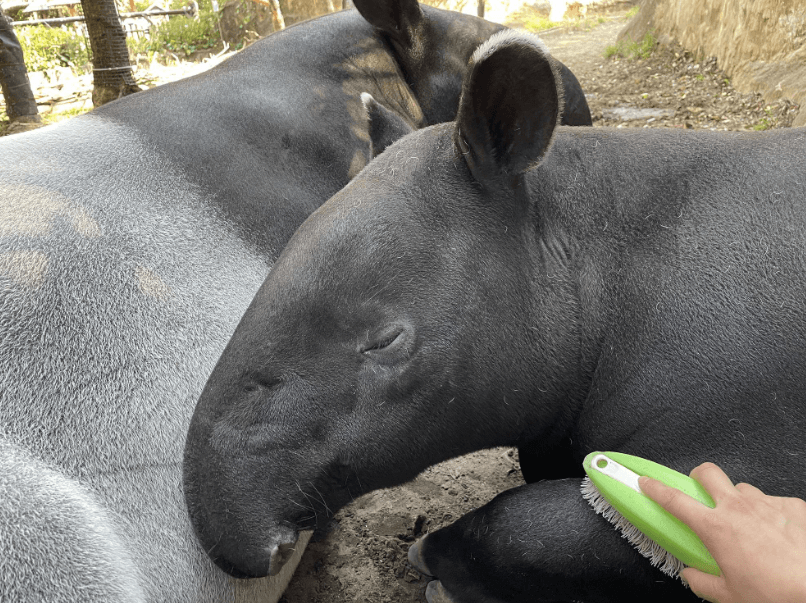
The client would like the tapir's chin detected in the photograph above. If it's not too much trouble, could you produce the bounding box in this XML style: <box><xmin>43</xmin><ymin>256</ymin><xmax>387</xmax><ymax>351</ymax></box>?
<box><xmin>208</xmin><ymin>524</ymin><xmax>299</xmax><ymax>579</ymax></box>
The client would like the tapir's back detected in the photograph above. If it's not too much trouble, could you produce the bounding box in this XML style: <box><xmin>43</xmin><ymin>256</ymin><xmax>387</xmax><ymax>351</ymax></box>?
<box><xmin>0</xmin><ymin>118</ymin><xmax>268</xmax><ymax>601</ymax></box>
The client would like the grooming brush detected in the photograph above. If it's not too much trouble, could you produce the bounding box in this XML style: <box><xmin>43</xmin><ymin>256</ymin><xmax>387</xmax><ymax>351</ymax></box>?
<box><xmin>581</xmin><ymin>451</ymin><xmax>721</xmax><ymax>578</ymax></box>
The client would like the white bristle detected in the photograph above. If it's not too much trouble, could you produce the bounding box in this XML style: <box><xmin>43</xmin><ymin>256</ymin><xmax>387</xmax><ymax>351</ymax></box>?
<box><xmin>581</xmin><ymin>476</ymin><xmax>686</xmax><ymax>580</ymax></box>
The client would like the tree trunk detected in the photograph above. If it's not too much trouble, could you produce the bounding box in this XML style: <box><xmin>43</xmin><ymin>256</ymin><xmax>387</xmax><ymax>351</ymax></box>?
<box><xmin>0</xmin><ymin>9</ymin><xmax>41</xmax><ymax>124</ymax></box>
<box><xmin>477</xmin><ymin>0</ymin><xmax>484</xmax><ymax>18</ymax></box>
<box><xmin>80</xmin><ymin>0</ymin><xmax>140</xmax><ymax>107</ymax></box>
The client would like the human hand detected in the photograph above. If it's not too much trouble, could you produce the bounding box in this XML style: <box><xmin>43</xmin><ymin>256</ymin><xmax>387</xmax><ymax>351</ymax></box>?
<box><xmin>638</xmin><ymin>463</ymin><xmax>806</xmax><ymax>603</ymax></box>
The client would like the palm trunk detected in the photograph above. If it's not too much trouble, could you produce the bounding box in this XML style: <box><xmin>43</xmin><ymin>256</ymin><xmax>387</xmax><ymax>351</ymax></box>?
<box><xmin>0</xmin><ymin>9</ymin><xmax>40</xmax><ymax>122</ymax></box>
<box><xmin>80</xmin><ymin>0</ymin><xmax>140</xmax><ymax>106</ymax></box>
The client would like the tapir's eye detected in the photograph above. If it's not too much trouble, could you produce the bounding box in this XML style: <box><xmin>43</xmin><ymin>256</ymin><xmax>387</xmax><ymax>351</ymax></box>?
<box><xmin>243</xmin><ymin>372</ymin><xmax>282</xmax><ymax>392</ymax></box>
<box><xmin>360</xmin><ymin>328</ymin><xmax>404</xmax><ymax>354</ymax></box>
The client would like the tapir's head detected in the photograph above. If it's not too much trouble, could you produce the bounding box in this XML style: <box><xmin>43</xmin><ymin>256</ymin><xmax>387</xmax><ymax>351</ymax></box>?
<box><xmin>184</xmin><ymin>31</ymin><xmax>578</xmax><ymax>578</ymax></box>
<box><xmin>354</xmin><ymin>0</ymin><xmax>503</xmax><ymax>125</ymax></box>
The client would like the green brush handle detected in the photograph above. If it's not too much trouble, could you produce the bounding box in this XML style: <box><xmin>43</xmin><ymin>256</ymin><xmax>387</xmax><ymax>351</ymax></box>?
<box><xmin>583</xmin><ymin>451</ymin><xmax>721</xmax><ymax>576</ymax></box>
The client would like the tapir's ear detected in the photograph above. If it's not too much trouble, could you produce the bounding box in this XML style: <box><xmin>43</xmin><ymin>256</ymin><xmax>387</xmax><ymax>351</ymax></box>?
<box><xmin>352</xmin><ymin>0</ymin><xmax>422</xmax><ymax>45</ymax></box>
<box><xmin>454</xmin><ymin>31</ymin><xmax>563</xmax><ymax>187</ymax></box>
<box><xmin>361</xmin><ymin>92</ymin><xmax>415</xmax><ymax>158</ymax></box>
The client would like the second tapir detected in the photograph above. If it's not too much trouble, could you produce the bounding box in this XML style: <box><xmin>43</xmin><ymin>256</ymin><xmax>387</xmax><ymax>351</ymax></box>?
<box><xmin>182</xmin><ymin>31</ymin><xmax>806</xmax><ymax>602</ymax></box>
<box><xmin>0</xmin><ymin>3</ymin><xmax>595</xmax><ymax>602</ymax></box>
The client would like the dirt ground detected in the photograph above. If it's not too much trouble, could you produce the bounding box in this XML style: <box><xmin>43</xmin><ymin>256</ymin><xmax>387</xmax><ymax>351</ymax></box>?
<box><xmin>536</xmin><ymin>9</ymin><xmax>799</xmax><ymax>131</ymax></box>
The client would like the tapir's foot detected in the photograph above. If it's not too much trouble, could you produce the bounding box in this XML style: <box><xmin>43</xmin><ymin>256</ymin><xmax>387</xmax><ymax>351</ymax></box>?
<box><xmin>426</xmin><ymin>580</ymin><xmax>460</xmax><ymax>603</ymax></box>
<box><xmin>411</xmin><ymin>539</ymin><xmax>462</xmax><ymax>603</ymax></box>
<box><xmin>413</xmin><ymin>478</ymin><xmax>698</xmax><ymax>603</ymax></box>
<box><xmin>408</xmin><ymin>537</ymin><xmax>434</xmax><ymax>576</ymax></box>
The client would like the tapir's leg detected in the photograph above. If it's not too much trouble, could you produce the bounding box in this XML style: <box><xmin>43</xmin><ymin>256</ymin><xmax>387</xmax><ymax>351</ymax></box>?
<box><xmin>410</xmin><ymin>478</ymin><xmax>698</xmax><ymax>603</ymax></box>
<box><xmin>518</xmin><ymin>438</ymin><xmax>581</xmax><ymax>484</ymax></box>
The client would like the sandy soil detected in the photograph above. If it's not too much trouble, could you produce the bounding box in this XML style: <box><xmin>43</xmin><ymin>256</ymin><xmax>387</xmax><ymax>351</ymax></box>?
<box><xmin>281</xmin><ymin>448</ymin><xmax>524</xmax><ymax>602</ymax></box>
<box><xmin>538</xmin><ymin>12</ymin><xmax>799</xmax><ymax>131</ymax></box>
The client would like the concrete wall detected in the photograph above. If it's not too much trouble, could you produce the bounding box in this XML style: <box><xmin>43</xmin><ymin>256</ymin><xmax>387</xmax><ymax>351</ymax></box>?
<box><xmin>620</xmin><ymin>0</ymin><xmax>806</xmax><ymax>126</ymax></box>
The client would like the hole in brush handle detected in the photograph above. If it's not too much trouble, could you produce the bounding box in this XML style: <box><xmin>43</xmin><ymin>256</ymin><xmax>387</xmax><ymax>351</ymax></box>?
<box><xmin>590</xmin><ymin>454</ymin><xmax>642</xmax><ymax>493</ymax></box>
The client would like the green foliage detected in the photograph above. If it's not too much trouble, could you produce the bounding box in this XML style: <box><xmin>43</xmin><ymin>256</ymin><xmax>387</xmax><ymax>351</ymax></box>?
<box><xmin>16</xmin><ymin>2</ymin><xmax>223</xmax><ymax>72</ymax></box>
<box><xmin>127</xmin><ymin>33</ymin><xmax>153</xmax><ymax>57</ymax></box>
<box><xmin>753</xmin><ymin>107</ymin><xmax>775</xmax><ymax>131</ymax></box>
<box><xmin>604</xmin><ymin>32</ymin><xmax>657</xmax><ymax>60</ymax></box>
<box><xmin>169</xmin><ymin>0</ymin><xmax>219</xmax><ymax>12</ymax></box>
<box><xmin>625</xmin><ymin>6</ymin><xmax>640</xmax><ymax>19</ymax></box>
<box><xmin>518</xmin><ymin>13</ymin><xmax>556</xmax><ymax>32</ymax></box>
<box><xmin>43</xmin><ymin>106</ymin><xmax>89</xmax><ymax>124</ymax></box>
<box><xmin>147</xmin><ymin>9</ymin><xmax>221</xmax><ymax>55</ymax></box>
<box><xmin>18</xmin><ymin>25</ymin><xmax>90</xmax><ymax>72</ymax></box>
<box><xmin>508</xmin><ymin>9</ymin><xmax>607</xmax><ymax>33</ymax></box>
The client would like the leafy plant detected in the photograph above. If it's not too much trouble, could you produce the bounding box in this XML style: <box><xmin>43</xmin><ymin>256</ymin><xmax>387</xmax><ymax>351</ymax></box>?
<box><xmin>18</xmin><ymin>25</ymin><xmax>91</xmax><ymax>72</ymax></box>
<box><xmin>752</xmin><ymin>107</ymin><xmax>776</xmax><ymax>131</ymax></box>
<box><xmin>43</xmin><ymin>106</ymin><xmax>89</xmax><ymax>124</ymax></box>
<box><xmin>147</xmin><ymin>9</ymin><xmax>221</xmax><ymax>56</ymax></box>
<box><xmin>507</xmin><ymin>9</ymin><xmax>606</xmax><ymax>33</ymax></box>
<box><xmin>625</xmin><ymin>6</ymin><xmax>640</xmax><ymax>19</ymax></box>
<box><xmin>604</xmin><ymin>32</ymin><xmax>657</xmax><ymax>60</ymax></box>
<box><xmin>513</xmin><ymin>12</ymin><xmax>555</xmax><ymax>32</ymax></box>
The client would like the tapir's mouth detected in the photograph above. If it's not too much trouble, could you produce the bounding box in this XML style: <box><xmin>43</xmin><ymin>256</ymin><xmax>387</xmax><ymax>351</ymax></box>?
<box><xmin>206</xmin><ymin>524</ymin><xmax>304</xmax><ymax>579</ymax></box>
<box><xmin>212</xmin><ymin>556</ymin><xmax>258</xmax><ymax>579</ymax></box>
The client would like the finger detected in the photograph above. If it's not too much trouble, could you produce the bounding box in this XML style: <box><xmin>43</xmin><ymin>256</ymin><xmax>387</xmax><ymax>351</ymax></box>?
<box><xmin>638</xmin><ymin>476</ymin><xmax>711</xmax><ymax>527</ymax></box>
<box><xmin>690</xmin><ymin>462</ymin><xmax>735</xmax><ymax>502</ymax></box>
<box><xmin>767</xmin><ymin>495</ymin><xmax>806</xmax><ymax>524</ymax></box>
<box><xmin>783</xmin><ymin>496</ymin><xmax>806</xmax><ymax>523</ymax></box>
<box><xmin>681</xmin><ymin>567</ymin><xmax>727</xmax><ymax>603</ymax></box>
<box><xmin>735</xmin><ymin>482</ymin><xmax>766</xmax><ymax>497</ymax></box>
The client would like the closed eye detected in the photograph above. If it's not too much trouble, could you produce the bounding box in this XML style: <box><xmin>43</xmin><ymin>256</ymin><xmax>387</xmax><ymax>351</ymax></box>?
<box><xmin>361</xmin><ymin>329</ymin><xmax>404</xmax><ymax>354</ymax></box>
<box><xmin>244</xmin><ymin>372</ymin><xmax>282</xmax><ymax>392</ymax></box>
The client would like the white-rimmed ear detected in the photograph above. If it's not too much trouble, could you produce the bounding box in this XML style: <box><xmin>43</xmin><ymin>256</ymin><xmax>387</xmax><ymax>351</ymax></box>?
<box><xmin>352</xmin><ymin>0</ymin><xmax>423</xmax><ymax>45</ymax></box>
<box><xmin>454</xmin><ymin>31</ymin><xmax>563</xmax><ymax>188</ymax></box>
<box><xmin>361</xmin><ymin>92</ymin><xmax>416</xmax><ymax>158</ymax></box>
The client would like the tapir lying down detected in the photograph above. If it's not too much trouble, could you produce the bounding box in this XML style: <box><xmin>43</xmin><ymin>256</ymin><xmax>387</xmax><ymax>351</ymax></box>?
<box><xmin>0</xmin><ymin>3</ymin><xmax>594</xmax><ymax>601</ymax></box>
<box><xmin>183</xmin><ymin>31</ymin><xmax>806</xmax><ymax>602</ymax></box>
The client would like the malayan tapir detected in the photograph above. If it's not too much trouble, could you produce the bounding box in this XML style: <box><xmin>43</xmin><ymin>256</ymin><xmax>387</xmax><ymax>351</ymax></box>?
<box><xmin>183</xmin><ymin>30</ymin><xmax>806</xmax><ymax>602</ymax></box>
<box><xmin>0</xmin><ymin>4</ymin><xmax>591</xmax><ymax>601</ymax></box>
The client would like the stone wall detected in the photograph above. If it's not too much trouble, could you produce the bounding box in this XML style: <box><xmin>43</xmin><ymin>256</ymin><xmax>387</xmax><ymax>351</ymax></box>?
<box><xmin>620</xmin><ymin>0</ymin><xmax>805</xmax><ymax>126</ymax></box>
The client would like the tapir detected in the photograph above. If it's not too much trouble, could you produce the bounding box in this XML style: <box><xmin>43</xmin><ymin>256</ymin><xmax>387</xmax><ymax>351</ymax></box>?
<box><xmin>0</xmin><ymin>4</ymin><xmax>591</xmax><ymax>601</ymax></box>
<box><xmin>183</xmin><ymin>30</ymin><xmax>806</xmax><ymax>602</ymax></box>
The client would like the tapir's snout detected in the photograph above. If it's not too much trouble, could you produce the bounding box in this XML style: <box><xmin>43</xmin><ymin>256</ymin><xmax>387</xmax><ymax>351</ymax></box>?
<box><xmin>183</xmin><ymin>408</ymin><xmax>303</xmax><ymax>580</ymax></box>
<box><xmin>205</xmin><ymin>524</ymin><xmax>299</xmax><ymax>579</ymax></box>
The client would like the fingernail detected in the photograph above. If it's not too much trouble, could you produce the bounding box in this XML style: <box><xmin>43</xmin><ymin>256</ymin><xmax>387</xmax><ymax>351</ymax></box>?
<box><xmin>637</xmin><ymin>476</ymin><xmax>649</xmax><ymax>491</ymax></box>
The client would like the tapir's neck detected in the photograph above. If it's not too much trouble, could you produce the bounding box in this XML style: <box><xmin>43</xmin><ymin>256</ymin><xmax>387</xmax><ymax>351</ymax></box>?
<box><xmin>518</xmin><ymin>127</ymin><xmax>717</xmax><ymax>458</ymax></box>
<box><xmin>523</xmin><ymin>127</ymin><xmax>747</xmax><ymax>456</ymax></box>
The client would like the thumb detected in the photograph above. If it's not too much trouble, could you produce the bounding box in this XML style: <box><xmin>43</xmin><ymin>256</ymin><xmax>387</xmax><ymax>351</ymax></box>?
<box><xmin>681</xmin><ymin>567</ymin><xmax>727</xmax><ymax>603</ymax></box>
